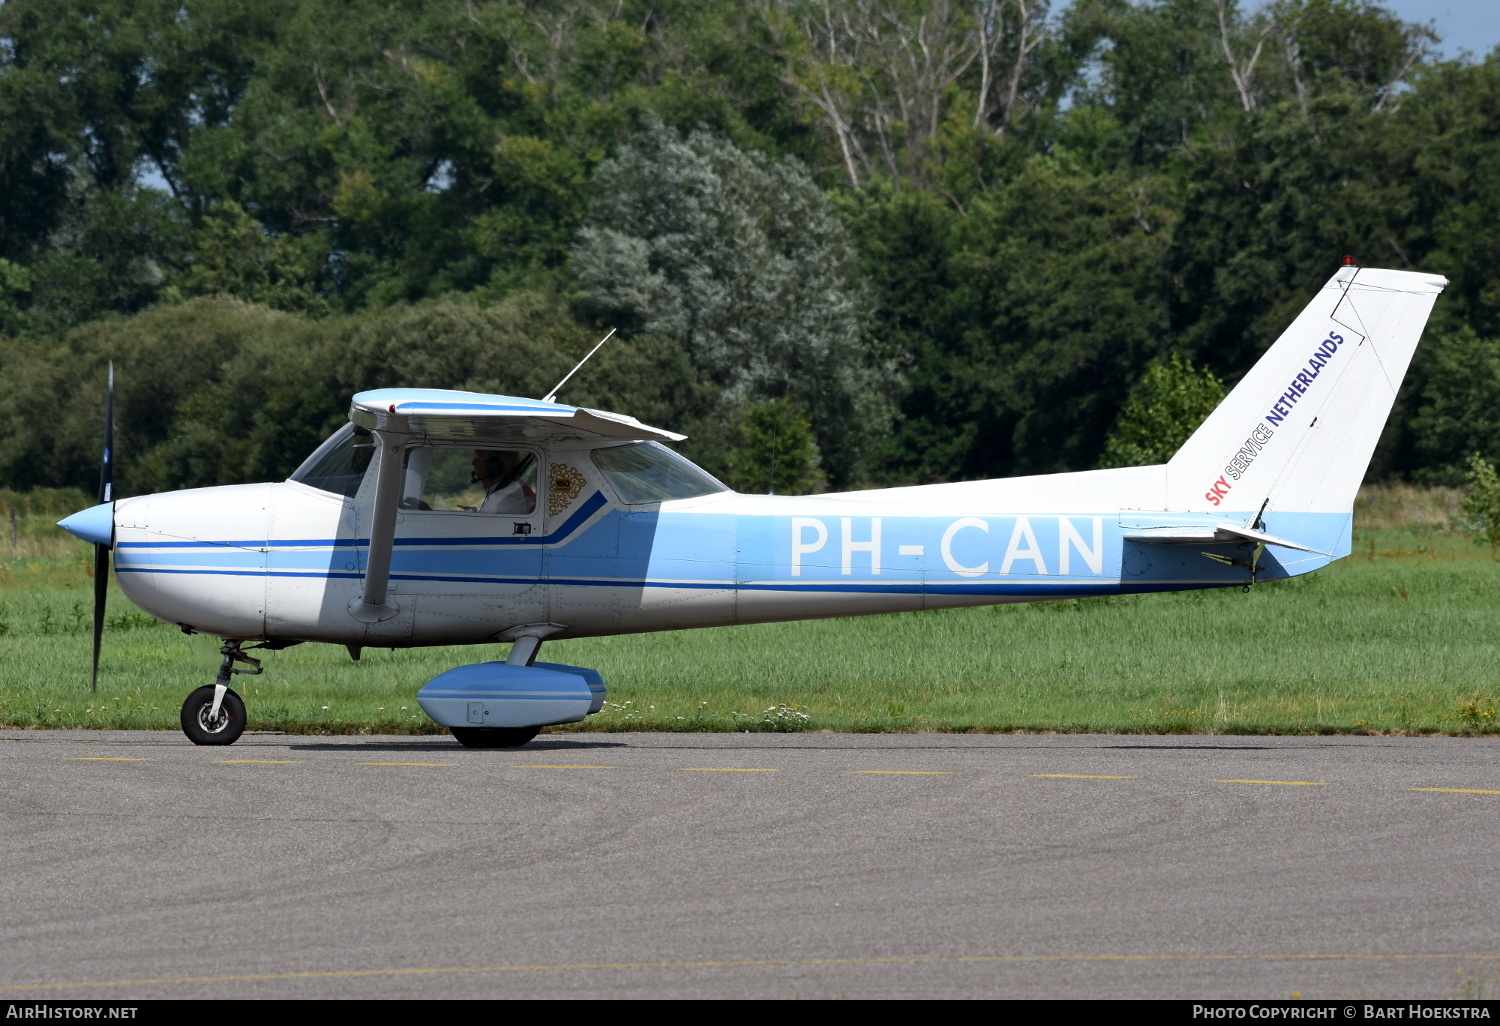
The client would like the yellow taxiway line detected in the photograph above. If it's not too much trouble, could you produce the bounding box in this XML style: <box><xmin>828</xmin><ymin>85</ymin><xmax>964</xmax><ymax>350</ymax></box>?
<box><xmin>851</xmin><ymin>770</ymin><xmax>952</xmax><ymax>775</ymax></box>
<box><xmin>32</xmin><ymin>757</ymin><xmax>1497</xmax><ymax>795</ymax></box>
<box><xmin>680</xmin><ymin>767</ymin><xmax>777</xmax><ymax>772</ymax></box>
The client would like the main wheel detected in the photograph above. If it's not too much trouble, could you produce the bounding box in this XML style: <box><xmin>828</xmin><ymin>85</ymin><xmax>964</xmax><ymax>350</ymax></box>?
<box><xmin>450</xmin><ymin>726</ymin><xmax>540</xmax><ymax>749</ymax></box>
<box><xmin>180</xmin><ymin>686</ymin><xmax>247</xmax><ymax>746</ymax></box>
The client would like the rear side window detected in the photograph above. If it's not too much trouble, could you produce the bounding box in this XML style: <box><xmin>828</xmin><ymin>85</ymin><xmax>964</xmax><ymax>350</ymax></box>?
<box><xmin>592</xmin><ymin>442</ymin><xmax>727</xmax><ymax>504</ymax></box>
<box><xmin>289</xmin><ymin>424</ymin><xmax>374</xmax><ymax>497</ymax></box>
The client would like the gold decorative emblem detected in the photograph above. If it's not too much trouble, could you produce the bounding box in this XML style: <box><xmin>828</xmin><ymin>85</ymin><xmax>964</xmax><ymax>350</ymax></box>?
<box><xmin>549</xmin><ymin>463</ymin><xmax>587</xmax><ymax>517</ymax></box>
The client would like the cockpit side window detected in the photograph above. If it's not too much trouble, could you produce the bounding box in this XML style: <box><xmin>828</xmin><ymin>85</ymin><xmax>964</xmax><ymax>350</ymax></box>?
<box><xmin>289</xmin><ymin>424</ymin><xmax>375</xmax><ymax>498</ymax></box>
<box><xmin>401</xmin><ymin>447</ymin><xmax>538</xmax><ymax>515</ymax></box>
<box><xmin>591</xmin><ymin>442</ymin><xmax>727</xmax><ymax>504</ymax></box>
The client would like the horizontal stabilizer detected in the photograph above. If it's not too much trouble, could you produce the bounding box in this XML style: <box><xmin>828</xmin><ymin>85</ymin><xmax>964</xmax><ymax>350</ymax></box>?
<box><xmin>1123</xmin><ymin>523</ymin><xmax>1325</xmax><ymax>554</ymax></box>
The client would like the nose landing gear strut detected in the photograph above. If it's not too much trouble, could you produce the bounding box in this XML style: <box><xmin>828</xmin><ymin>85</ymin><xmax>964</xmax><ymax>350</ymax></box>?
<box><xmin>180</xmin><ymin>640</ymin><xmax>268</xmax><ymax>746</ymax></box>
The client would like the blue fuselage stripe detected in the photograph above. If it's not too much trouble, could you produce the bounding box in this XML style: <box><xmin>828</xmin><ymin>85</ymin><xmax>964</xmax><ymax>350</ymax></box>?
<box><xmin>115</xmin><ymin>491</ymin><xmax>608</xmax><ymax>551</ymax></box>
<box><xmin>109</xmin><ymin>566</ymin><xmax>1223</xmax><ymax>597</ymax></box>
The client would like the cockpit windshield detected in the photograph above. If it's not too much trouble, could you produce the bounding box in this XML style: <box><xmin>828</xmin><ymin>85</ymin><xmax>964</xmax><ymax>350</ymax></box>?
<box><xmin>289</xmin><ymin>424</ymin><xmax>375</xmax><ymax>497</ymax></box>
<box><xmin>591</xmin><ymin>442</ymin><xmax>728</xmax><ymax>504</ymax></box>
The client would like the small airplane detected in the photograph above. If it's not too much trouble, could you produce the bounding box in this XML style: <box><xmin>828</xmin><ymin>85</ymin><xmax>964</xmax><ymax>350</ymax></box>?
<box><xmin>58</xmin><ymin>263</ymin><xmax>1446</xmax><ymax>747</ymax></box>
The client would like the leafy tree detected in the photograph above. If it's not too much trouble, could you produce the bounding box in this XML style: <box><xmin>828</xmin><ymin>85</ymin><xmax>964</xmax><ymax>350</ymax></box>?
<box><xmin>1402</xmin><ymin>328</ymin><xmax>1500</xmax><ymax>485</ymax></box>
<box><xmin>572</xmin><ymin>119</ymin><xmax>893</xmax><ymax>486</ymax></box>
<box><xmin>1100</xmin><ymin>352</ymin><xmax>1226</xmax><ymax>467</ymax></box>
<box><xmin>170</xmin><ymin>203</ymin><xmax>326</xmax><ymax>313</ymax></box>
<box><xmin>763</xmin><ymin>0</ymin><xmax>1061</xmax><ymax>188</ymax></box>
<box><xmin>0</xmin><ymin>297</ymin><xmax>283</xmax><ymax>495</ymax></box>
<box><xmin>837</xmin><ymin>184</ymin><xmax>962</xmax><ymax>484</ymax></box>
<box><xmin>1079</xmin><ymin>0</ymin><xmax>1244</xmax><ymax>167</ymax></box>
<box><xmin>1392</xmin><ymin>55</ymin><xmax>1500</xmax><ymax>341</ymax></box>
<box><xmin>938</xmin><ymin>156</ymin><xmax>1175</xmax><ymax>479</ymax></box>
<box><xmin>726</xmin><ymin>399</ymin><xmax>822</xmax><ymax>495</ymax></box>
<box><xmin>0</xmin><ymin>278</ymin><xmax>727</xmax><ymax>497</ymax></box>
<box><xmin>1273</xmin><ymin>0</ymin><xmax>1436</xmax><ymax>106</ymax></box>
<box><xmin>0</xmin><ymin>259</ymin><xmax>32</xmax><ymax>337</ymax></box>
<box><xmin>1167</xmin><ymin>91</ymin><xmax>1418</xmax><ymax>377</ymax></box>
<box><xmin>0</xmin><ymin>0</ymin><xmax>284</xmax><ymax>328</ymax></box>
<box><xmin>1459</xmin><ymin>454</ymin><xmax>1500</xmax><ymax>558</ymax></box>
<box><xmin>1</xmin><ymin>0</ymin><xmax>1497</xmax><ymax>495</ymax></box>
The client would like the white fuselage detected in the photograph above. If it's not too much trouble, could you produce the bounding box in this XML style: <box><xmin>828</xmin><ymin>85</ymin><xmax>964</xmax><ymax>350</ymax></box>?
<box><xmin>112</xmin><ymin>441</ymin><xmax>1344</xmax><ymax>647</ymax></box>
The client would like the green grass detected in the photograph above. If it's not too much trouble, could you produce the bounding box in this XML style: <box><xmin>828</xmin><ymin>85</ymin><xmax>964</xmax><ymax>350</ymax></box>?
<box><xmin>2</xmin><ymin>486</ymin><xmax>1499</xmax><ymax>735</ymax></box>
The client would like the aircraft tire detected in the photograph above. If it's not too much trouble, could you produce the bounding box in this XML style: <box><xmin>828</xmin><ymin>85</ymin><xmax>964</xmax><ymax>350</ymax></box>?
<box><xmin>180</xmin><ymin>686</ymin><xmax>247</xmax><ymax>746</ymax></box>
<box><xmin>450</xmin><ymin>726</ymin><xmax>540</xmax><ymax>749</ymax></box>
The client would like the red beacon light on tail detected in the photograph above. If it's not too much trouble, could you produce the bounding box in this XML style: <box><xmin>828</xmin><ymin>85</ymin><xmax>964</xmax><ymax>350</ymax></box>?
<box><xmin>1341</xmin><ymin>254</ymin><xmax>1356</xmax><ymax>266</ymax></box>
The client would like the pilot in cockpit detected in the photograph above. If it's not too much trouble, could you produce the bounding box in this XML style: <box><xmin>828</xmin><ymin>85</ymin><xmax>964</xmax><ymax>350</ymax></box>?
<box><xmin>472</xmin><ymin>450</ymin><xmax>537</xmax><ymax>515</ymax></box>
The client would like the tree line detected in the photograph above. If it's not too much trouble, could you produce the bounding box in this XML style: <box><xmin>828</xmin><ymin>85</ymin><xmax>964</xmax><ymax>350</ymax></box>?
<box><xmin>1</xmin><ymin>0</ymin><xmax>1497</xmax><ymax>497</ymax></box>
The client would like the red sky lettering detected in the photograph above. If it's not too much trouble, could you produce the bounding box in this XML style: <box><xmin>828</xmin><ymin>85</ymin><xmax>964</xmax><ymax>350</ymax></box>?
<box><xmin>1204</xmin><ymin>475</ymin><xmax>1231</xmax><ymax>506</ymax></box>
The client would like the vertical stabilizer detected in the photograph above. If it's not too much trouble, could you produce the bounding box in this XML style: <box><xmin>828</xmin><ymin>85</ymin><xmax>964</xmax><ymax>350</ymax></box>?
<box><xmin>1166</xmin><ymin>266</ymin><xmax>1446</xmax><ymax>516</ymax></box>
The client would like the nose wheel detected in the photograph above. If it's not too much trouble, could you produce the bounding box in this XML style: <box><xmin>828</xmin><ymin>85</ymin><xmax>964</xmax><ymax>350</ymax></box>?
<box><xmin>181</xmin><ymin>685</ymin><xmax>246</xmax><ymax>745</ymax></box>
<box><xmin>180</xmin><ymin>639</ymin><xmax>269</xmax><ymax>746</ymax></box>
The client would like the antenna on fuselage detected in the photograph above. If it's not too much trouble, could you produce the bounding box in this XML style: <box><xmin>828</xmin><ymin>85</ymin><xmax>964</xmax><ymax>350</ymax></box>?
<box><xmin>542</xmin><ymin>328</ymin><xmax>617</xmax><ymax>404</ymax></box>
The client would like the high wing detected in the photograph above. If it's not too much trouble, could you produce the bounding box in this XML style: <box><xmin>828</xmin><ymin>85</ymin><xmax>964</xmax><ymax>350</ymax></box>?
<box><xmin>347</xmin><ymin>389</ymin><xmax>686</xmax><ymax>622</ymax></box>
<box><xmin>349</xmin><ymin>388</ymin><xmax>686</xmax><ymax>444</ymax></box>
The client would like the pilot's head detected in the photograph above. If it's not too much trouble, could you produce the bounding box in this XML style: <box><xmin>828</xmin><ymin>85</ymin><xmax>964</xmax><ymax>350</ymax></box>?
<box><xmin>472</xmin><ymin>450</ymin><xmax>521</xmax><ymax>486</ymax></box>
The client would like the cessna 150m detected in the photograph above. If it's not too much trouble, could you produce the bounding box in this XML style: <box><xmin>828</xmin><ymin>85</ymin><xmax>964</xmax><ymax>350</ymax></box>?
<box><xmin>58</xmin><ymin>264</ymin><xmax>1446</xmax><ymax>747</ymax></box>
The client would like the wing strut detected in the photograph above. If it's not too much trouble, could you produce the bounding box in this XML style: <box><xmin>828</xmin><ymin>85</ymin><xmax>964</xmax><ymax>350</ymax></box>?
<box><xmin>349</xmin><ymin>428</ymin><xmax>407</xmax><ymax>623</ymax></box>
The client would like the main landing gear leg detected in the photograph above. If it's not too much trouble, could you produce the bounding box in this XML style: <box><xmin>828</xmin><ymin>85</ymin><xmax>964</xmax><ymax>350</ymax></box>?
<box><xmin>180</xmin><ymin>640</ymin><xmax>262</xmax><ymax>746</ymax></box>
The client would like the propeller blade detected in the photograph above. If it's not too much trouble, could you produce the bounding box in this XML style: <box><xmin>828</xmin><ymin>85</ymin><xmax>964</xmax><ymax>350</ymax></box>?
<box><xmin>91</xmin><ymin>361</ymin><xmax>114</xmax><ymax>693</ymax></box>
<box><xmin>91</xmin><ymin>543</ymin><xmax>108</xmax><ymax>693</ymax></box>
<box><xmin>98</xmin><ymin>361</ymin><xmax>113</xmax><ymax>505</ymax></box>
